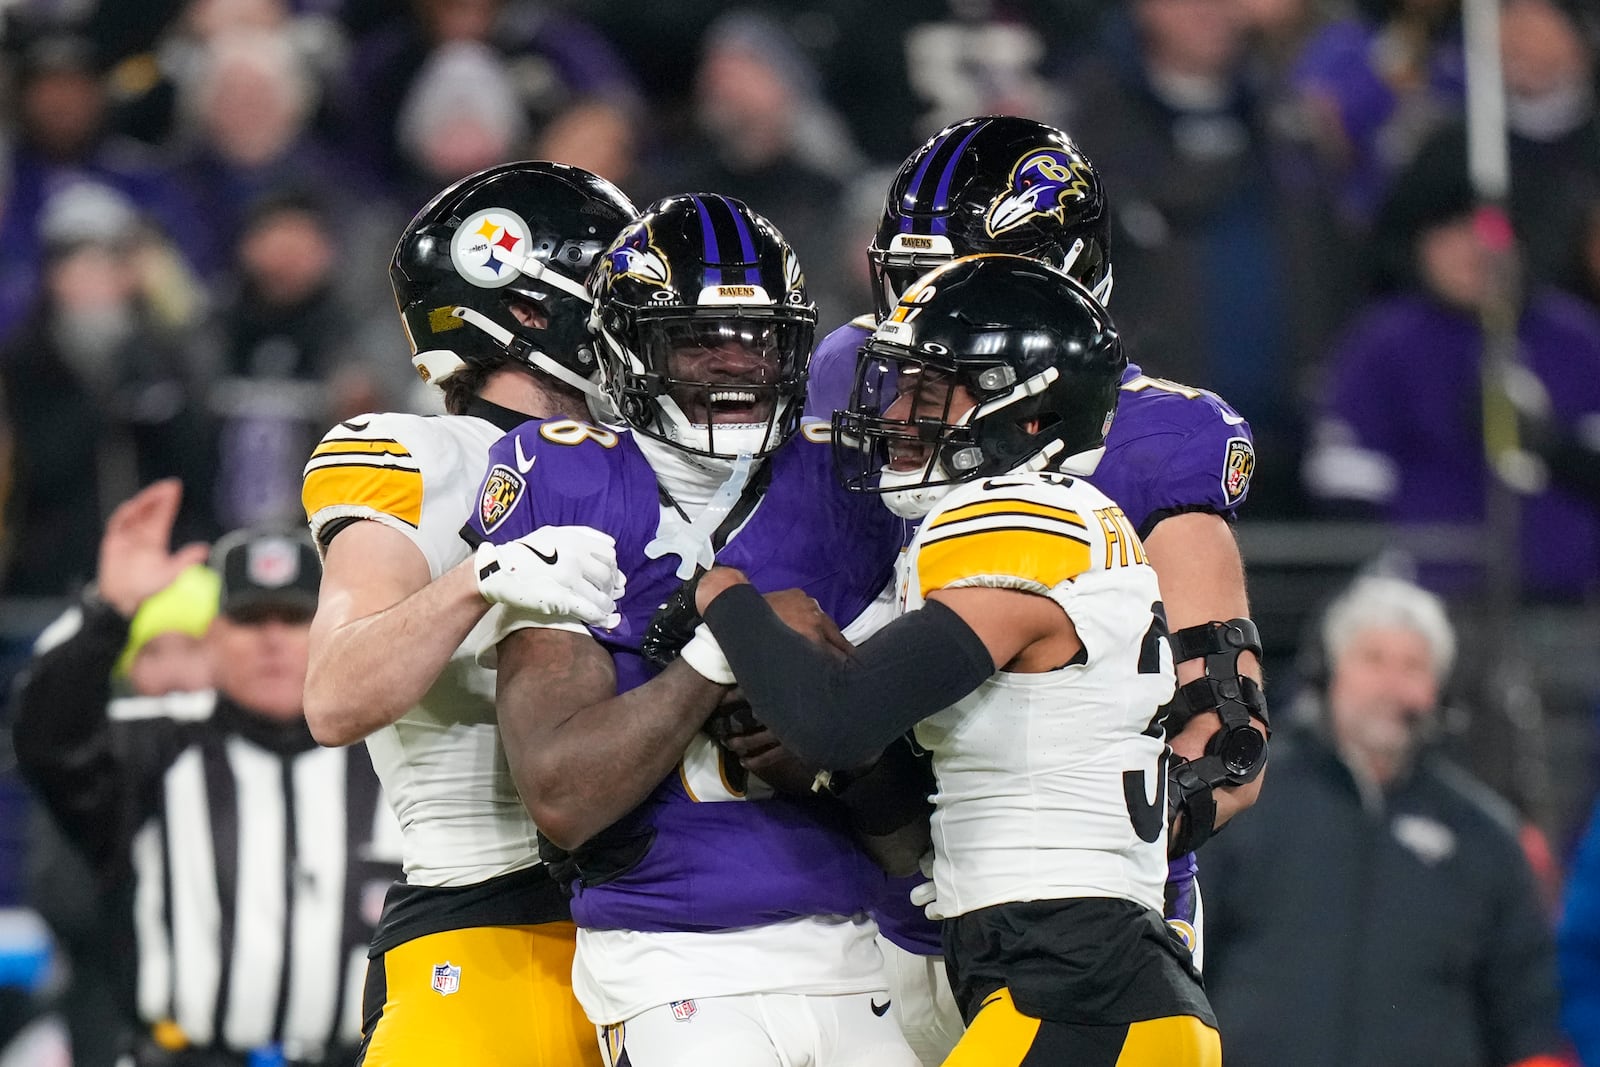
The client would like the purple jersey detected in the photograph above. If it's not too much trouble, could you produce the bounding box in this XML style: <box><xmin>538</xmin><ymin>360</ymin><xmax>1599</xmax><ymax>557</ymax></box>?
<box><xmin>805</xmin><ymin>320</ymin><xmax>1257</xmax><ymax>955</ymax></box>
<box><xmin>1309</xmin><ymin>291</ymin><xmax>1600</xmax><ymax>598</ymax></box>
<box><xmin>466</xmin><ymin>420</ymin><xmax>905</xmax><ymax>933</ymax></box>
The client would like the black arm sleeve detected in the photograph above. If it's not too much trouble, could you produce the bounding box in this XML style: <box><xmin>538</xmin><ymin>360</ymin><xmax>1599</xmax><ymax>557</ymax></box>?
<box><xmin>11</xmin><ymin>599</ymin><xmax>134</xmax><ymax>872</ymax></box>
<box><xmin>703</xmin><ymin>584</ymin><xmax>995</xmax><ymax>769</ymax></box>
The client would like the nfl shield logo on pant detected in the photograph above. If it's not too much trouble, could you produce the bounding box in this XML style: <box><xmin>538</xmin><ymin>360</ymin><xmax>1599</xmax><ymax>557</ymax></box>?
<box><xmin>670</xmin><ymin>999</ymin><xmax>697</xmax><ymax>1021</ymax></box>
<box><xmin>431</xmin><ymin>962</ymin><xmax>461</xmax><ymax>996</ymax></box>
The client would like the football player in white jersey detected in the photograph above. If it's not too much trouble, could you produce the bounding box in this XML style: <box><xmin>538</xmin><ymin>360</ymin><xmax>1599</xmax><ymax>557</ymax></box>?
<box><xmin>299</xmin><ymin>163</ymin><xmax>634</xmax><ymax>1067</ymax></box>
<box><xmin>695</xmin><ymin>256</ymin><xmax>1240</xmax><ymax>1065</ymax></box>
<box><xmin>805</xmin><ymin>117</ymin><xmax>1266</xmax><ymax>1066</ymax></box>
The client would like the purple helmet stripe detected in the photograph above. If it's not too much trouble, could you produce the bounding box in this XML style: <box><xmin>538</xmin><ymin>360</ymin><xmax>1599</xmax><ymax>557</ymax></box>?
<box><xmin>719</xmin><ymin>195</ymin><xmax>759</xmax><ymax>284</ymax></box>
<box><xmin>691</xmin><ymin>195</ymin><xmax>723</xmax><ymax>285</ymax></box>
<box><xmin>929</xmin><ymin>119</ymin><xmax>989</xmax><ymax>236</ymax></box>
<box><xmin>898</xmin><ymin>127</ymin><xmax>954</xmax><ymax>232</ymax></box>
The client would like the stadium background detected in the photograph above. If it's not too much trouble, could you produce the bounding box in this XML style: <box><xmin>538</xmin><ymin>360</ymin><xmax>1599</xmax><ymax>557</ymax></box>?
<box><xmin>0</xmin><ymin>0</ymin><xmax>1597</xmax><ymax>1058</ymax></box>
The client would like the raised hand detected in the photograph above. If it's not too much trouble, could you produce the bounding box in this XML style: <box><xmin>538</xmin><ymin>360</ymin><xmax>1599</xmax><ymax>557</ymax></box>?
<box><xmin>97</xmin><ymin>479</ymin><xmax>210</xmax><ymax>617</ymax></box>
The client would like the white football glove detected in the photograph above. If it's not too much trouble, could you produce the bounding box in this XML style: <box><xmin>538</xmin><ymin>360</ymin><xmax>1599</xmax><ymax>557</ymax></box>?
<box><xmin>474</xmin><ymin>526</ymin><xmax>625</xmax><ymax>628</ymax></box>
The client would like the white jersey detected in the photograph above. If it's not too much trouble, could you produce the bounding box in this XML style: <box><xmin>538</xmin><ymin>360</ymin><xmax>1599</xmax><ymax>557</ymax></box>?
<box><xmin>901</xmin><ymin>472</ymin><xmax>1177</xmax><ymax>920</ymax></box>
<box><xmin>302</xmin><ymin>410</ymin><xmax>538</xmax><ymax>887</ymax></box>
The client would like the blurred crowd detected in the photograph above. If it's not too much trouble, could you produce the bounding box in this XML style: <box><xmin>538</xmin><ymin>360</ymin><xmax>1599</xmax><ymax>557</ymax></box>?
<box><xmin>1</xmin><ymin>0</ymin><xmax>1600</xmax><ymax>600</ymax></box>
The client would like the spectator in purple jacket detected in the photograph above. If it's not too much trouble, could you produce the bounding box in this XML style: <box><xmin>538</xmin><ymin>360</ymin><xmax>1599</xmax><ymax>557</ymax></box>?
<box><xmin>1302</xmin><ymin>153</ymin><xmax>1600</xmax><ymax>601</ymax></box>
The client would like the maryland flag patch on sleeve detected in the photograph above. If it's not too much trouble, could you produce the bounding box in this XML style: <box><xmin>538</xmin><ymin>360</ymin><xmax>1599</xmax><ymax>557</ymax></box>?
<box><xmin>302</xmin><ymin>431</ymin><xmax>424</xmax><ymax>528</ymax></box>
<box><xmin>1222</xmin><ymin>437</ymin><xmax>1255</xmax><ymax>506</ymax></box>
<box><xmin>477</xmin><ymin>464</ymin><xmax>525</xmax><ymax>534</ymax></box>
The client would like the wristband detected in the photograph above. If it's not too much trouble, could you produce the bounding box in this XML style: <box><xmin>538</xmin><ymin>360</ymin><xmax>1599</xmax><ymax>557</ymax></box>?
<box><xmin>679</xmin><ymin>623</ymin><xmax>736</xmax><ymax>685</ymax></box>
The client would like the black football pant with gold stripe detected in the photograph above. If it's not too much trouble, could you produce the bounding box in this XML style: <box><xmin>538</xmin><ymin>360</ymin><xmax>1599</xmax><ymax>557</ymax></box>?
<box><xmin>940</xmin><ymin>989</ymin><xmax>1221</xmax><ymax>1067</ymax></box>
<box><xmin>356</xmin><ymin>922</ymin><xmax>601</xmax><ymax>1066</ymax></box>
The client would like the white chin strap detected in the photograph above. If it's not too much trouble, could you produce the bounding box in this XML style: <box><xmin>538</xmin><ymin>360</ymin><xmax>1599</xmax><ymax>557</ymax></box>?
<box><xmin>516</xmin><ymin>253</ymin><xmax>594</xmax><ymax>303</ymax></box>
<box><xmin>654</xmin><ymin>394</ymin><xmax>787</xmax><ymax>459</ymax></box>
<box><xmin>422</xmin><ymin>306</ymin><xmax>605</xmax><ymax>400</ymax></box>
<box><xmin>1058</xmin><ymin>238</ymin><xmax>1114</xmax><ymax>307</ymax></box>
<box><xmin>878</xmin><ymin>461</ymin><xmax>955</xmax><ymax>520</ymax></box>
<box><xmin>1091</xmin><ymin>264</ymin><xmax>1114</xmax><ymax>306</ymax></box>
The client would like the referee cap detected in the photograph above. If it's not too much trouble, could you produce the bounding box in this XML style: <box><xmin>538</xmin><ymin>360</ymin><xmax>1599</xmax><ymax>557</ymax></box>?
<box><xmin>211</xmin><ymin>527</ymin><xmax>320</xmax><ymax>621</ymax></box>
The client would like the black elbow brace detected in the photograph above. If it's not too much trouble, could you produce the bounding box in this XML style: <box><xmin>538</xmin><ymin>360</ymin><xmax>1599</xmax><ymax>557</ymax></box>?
<box><xmin>1163</xmin><ymin>618</ymin><xmax>1270</xmax><ymax>856</ymax></box>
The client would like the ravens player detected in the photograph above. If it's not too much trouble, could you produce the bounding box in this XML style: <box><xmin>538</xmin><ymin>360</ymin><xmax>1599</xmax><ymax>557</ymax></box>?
<box><xmin>300</xmin><ymin>162</ymin><xmax>633</xmax><ymax>1067</ymax></box>
<box><xmin>464</xmin><ymin>194</ymin><xmax>921</xmax><ymax>1066</ymax></box>
<box><xmin>698</xmin><ymin>256</ymin><xmax>1231</xmax><ymax>1066</ymax></box>
<box><xmin>804</xmin><ymin>115</ymin><xmax>1266</xmax><ymax>1063</ymax></box>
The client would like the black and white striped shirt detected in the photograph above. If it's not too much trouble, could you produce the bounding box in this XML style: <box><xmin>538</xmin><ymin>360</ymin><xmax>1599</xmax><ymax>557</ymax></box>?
<box><xmin>14</xmin><ymin>601</ymin><xmax>402</xmax><ymax>1064</ymax></box>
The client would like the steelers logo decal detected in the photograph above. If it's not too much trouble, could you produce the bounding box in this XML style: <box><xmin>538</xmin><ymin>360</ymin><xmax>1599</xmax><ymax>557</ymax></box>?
<box><xmin>451</xmin><ymin>209</ymin><xmax>532</xmax><ymax>288</ymax></box>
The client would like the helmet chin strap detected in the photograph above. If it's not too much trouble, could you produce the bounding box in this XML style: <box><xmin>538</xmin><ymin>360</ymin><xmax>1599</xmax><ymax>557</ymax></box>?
<box><xmin>516</xmin><ymin>253</ymin><xmax>595</xmax><ymax>303</ymax></box>
<box><xmin>449</xmin><ymin>306</ymin><xmax>605</xmax><ymax>400</ymax></box>
<box><xmin>654</xmin><ymin>393</ymin><xmax>788</xmax><ymax>460</ymax></box>
<box><xmin>1056</xmin><ymin>237</ymin><xmax>1114</xmax><ymax>306</ymax></box>
<box><xmin>879</xmin><ymin>461</ymin><xmax>955</xmax><ymax>520</ymax></box>
<box><xmin>1091</xmin><ymin>265</ymin><xmax>1114</xmax><ymax>306</ymax></box>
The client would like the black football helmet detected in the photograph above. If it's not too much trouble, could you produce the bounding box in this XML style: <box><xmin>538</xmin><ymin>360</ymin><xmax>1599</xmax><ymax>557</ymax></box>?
<box><xmin>835</xmin><ymin>254</ymin><xmax>1125</xmax><ymax>519</ymax></box>
<box><xmin>589</xmin><ymin>193</ymin><xmax>816</xmax><ymax>461</ymax></box>
<box><xmin>391</xmin><ymin>161</ymin><xmax>637</xmax><ymax>394</ymax></box>
<box><xmin>869</xmin><ymin>116</ymin><xmax>1112</xmax><ymax>321</ymax></box>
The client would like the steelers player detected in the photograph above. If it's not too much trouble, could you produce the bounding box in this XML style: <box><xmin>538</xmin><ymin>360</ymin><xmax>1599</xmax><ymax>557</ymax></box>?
<box><xmin>300</xmin><ymin>163</ymin><xmax>633</xmax><ymax>1066</ymax></box>
<box><xmin>697</xmin><ymin>257</ymin><xmax>1245</xmax><ymax>1065</ymax></box>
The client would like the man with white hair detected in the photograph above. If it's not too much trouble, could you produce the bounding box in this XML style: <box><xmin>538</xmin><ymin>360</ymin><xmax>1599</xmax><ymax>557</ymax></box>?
<box><xmin>1198</xmin><ymin>575</ymin><xmax>1564</xmax><ymax>1067</ymax></box>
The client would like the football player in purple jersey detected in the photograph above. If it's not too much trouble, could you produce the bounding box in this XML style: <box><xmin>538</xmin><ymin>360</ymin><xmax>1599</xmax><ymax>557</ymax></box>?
<box><xmin>464</xmin><ymin>194</ymin><xmax>923</xmax><ymax>1067</ymax></box>
<box><xmin>802</xmin><ymin>115</ymin><xmax>1268</xmax><ymax>1064</ymax></box>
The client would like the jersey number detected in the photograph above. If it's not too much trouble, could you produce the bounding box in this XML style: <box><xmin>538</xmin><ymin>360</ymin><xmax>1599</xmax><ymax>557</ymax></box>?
<box><xmin>679</xmin><ymin>734</ymin><xmax>772</xmax><ymax>804</ymax></box>
<box><xmin>1125</xmin><ymin>602</ymin><xmax>1171</xmax><ymax>842</ymax></box>
<box><xmin>1123</xmin><ymin>749</ymin><xmax>1170</xmax><ymax>845</ymax></box>
<box><xmin>539</xmin><ymin>419</ymin><xmax>619</xmax><ymax>448</ymax></box>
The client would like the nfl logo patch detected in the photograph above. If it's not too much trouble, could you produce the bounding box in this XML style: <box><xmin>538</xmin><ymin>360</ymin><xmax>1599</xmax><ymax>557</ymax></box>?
<box><xmin>1221</xmin><ymin>436</ymin><xmax>1255</xmax><ymax>505</ymax></box>
<box><xmin>478</xmin><ymin>464</ymin><xmax>525</xmax><ymax>534</ymax></box>
<box><xmin>247</xmin><ymin>538</ymin><xmax>300</xmax><ymax>588</ymax></box>
<box><xmin>431</xmin><ymin>962</ymin><xmax>461</xmax><ymax>997</ymax></box>
<box><xmin>670</xmin><ymin>999</ymin><xmax>697</xmax><ymax>1021</ymax></box>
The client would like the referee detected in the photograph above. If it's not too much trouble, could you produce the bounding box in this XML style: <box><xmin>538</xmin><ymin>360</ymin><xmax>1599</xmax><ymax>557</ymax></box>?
<box><xmin>12</xmin><ymin>481</ymin><xmax>400</xmax><ymax>1067</ymax></box>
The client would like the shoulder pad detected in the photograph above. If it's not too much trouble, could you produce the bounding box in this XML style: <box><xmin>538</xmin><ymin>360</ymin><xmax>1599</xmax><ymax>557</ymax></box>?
<box><xmin>303</xmin><ymin>412</ymin><xmax>426</xmax><ymax>529</ymax></box>
<box><xmin>915</xmin><ymin>474</ymin><xmax>1100</xmax><ymax>597</ymax></box>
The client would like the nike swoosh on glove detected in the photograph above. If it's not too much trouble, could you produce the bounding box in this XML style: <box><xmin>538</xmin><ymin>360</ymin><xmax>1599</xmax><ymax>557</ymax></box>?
<box><xmin>475</xmin><ymin>526</ymin><xmax>625</xmax><ymax>628</ymax></box>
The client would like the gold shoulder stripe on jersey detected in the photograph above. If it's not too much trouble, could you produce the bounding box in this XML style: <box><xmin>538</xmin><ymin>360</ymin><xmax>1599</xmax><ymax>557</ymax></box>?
<box><xmin>303</xmin><ymin>452</ymin><xmax>420</xmax><ymax>479</ymax></box>
<box><xmin>924</xmin><ymin>506</ymin><xmax>1092</xmax><ymax>546</ymax></box>
<box><xmin>302</xmin><ymin>464</ymin><xmax>423</xmax><ymax>527</ymax></box>
<box><xmin>917</xmin><ymin>525</ymin><xmax>1092</xmax><ymax>596</ymax></box>
<box><xmin>311</xmin><ymin>437</ymin><xmax>412</xmax><ymax>459</ymax></box>
<box><xmin>929</xmin><ymin>497</ymin><xmax>1088</xmax><ymax>530</ymax></box>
